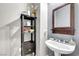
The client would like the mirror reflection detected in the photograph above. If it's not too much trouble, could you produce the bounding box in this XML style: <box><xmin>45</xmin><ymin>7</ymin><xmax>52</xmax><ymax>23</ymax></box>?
<box><xmin>54</xmin><ymin>4</ymin><xmax>70</xmax><ymax>28</ymax></box>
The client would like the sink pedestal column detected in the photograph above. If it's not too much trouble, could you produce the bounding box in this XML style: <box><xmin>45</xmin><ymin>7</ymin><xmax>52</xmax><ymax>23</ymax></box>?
<box><xmin>54</xmin><ymin>52</ymin><xmax>61</xmax><ymax>56</ymax></box>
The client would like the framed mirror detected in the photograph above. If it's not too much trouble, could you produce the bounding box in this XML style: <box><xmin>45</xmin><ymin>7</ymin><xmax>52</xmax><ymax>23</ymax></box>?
<box><xmin>52</xmin><ymin>3</ymin><xmax>75</xmax><ymax>35</ymax></box>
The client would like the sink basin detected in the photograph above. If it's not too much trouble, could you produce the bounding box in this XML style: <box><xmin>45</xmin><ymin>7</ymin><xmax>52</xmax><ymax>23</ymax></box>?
<box><xmin>45</xmin><ymin>38</ymin><xmax>76</xmax><ymax>56</ymax></box>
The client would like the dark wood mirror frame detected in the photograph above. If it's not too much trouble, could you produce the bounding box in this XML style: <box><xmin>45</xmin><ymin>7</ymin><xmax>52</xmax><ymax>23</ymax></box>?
<box><xmin>52</xmin><ymin>3</ymin><xmax>75</xmax><ymax>35</ymax></box>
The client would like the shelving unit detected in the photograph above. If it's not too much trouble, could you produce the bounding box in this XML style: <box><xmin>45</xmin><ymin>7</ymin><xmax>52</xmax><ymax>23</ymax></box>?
<box><xmin>21</xmin><ymin>14</ymin><xmax>37</xmax><ymax>56</ymax></box>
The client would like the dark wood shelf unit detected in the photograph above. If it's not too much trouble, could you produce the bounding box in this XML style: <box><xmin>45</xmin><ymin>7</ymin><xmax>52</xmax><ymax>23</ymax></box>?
<box><xmin>21</xmin><ymin>14</ymin><xmax>37</xmax><ymax>56</ymax></box>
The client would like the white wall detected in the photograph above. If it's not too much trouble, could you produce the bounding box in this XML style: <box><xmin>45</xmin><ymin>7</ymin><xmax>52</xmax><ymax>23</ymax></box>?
<box><xmin>0</xmin><ymin>3</ymin><xmax>27</xmax><ymax>56</ymax></box>
<box><xmin>39</xmin><ymin>3</ymin><xmax>48</xmax><ymax>56</ymax></box>
<box><xmin>0</xmin><ymin>26</ymin><xmax>10</xmax><ymax>55</ymax></box>
<box><xmin>35</xmin><ymin>4</ymin><xmax>40</xmax><ymax>56</ymax></box>
<box><xmin>0</xmin><ymin>3</ymin><xmax>27</xmax><ymax>28</ymax></box>
<box><xmin>48</xmin><ymin>3</ymin><xmax>79</xmax><ymax>56</ymax></box>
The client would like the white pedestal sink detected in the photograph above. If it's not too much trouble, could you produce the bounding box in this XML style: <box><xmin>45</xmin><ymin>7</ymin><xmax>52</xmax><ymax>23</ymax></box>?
<box><xmin>45</xmin><ymin>38</ymin><xmax>76</xmax><ymax>56</ymax></box>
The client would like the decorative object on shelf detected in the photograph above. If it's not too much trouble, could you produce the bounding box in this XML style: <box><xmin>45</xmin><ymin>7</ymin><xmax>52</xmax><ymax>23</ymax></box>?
<box><xmin>26</xmin><ymin>20</ymin><xmax>31</xmax><ymax>26</ymax></box>
<box><xmin>21</xmin><ymin>13</ymin><xmax>37</xmax><ymax>56</ymax></box>
<box><xmin>23</xmin><ymin>27</ymin><xmax>34</xmax><ymax>33</ymax></box>
<box><xmin>31</xmin><ymin>4</ymin><xmax>38</xmax><ymax>17</ymax></box>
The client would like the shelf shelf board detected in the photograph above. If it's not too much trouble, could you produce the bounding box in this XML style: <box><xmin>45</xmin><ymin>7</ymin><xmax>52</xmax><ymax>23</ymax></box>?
<box><xmin>21</xmin><ymin>14</ymin><xmax>37</xmax><ymax>20</ymax></box>
<box><xmin>24</xmin><ymin>26</ymin><xmax>34</xmax><ymax>28</ymax></box>
<box><xmin>24</xmin><ymin>26</ymin><xmax>31</xmax><ymax>27</ymax></box>
<box><xmin>23</xmin><ymin>31</ymin><xmax>34</xmax><ymax>34</ymax></box>
<box><xmin>21</xmin><ymin>41</ymin><xmax>35</xmax><ymax>55</ymax></box>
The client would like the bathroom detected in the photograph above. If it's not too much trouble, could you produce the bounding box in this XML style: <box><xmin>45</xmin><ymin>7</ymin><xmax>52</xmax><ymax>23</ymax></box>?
<box><xmin>0</xmin><ymin>3</ymin><xmax>79</xmax><ymax>56</ymax></box>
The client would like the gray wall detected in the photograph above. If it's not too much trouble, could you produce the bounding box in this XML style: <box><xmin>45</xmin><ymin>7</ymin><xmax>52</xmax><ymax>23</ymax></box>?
<box><xmin>48</xmin><ymin>3</ymin><xmax>79</xmax><ymax>56</ymax></box>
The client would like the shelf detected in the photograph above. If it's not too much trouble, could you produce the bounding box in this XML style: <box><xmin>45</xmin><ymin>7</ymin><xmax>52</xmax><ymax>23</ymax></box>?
<box><xmin>21</xmin><ymin>14</ymin><xmax>37</xmax><ymax>20</ymax></box>
<box><xmin>23</xmin><ymin>26</ymin><xmax>34</xmax><ymax>33</ymax></box>
<box><xmin>24</xmin><ymin>25</ymin><xmax>34</xmax><ymax>27</ymax></box>
<box><xmin>24</xmin><ymin>26</ymin><xmax>34</xmax><ymax>29</ymax></box>
<box><xmin>22</xmin><ymin>41</ymin><xmax>35</xmax><ymax>55</ymax></box>
<box><xmin>21</xmin><ymin>14</ymin><xmax>36</xmax><ymax>56</ymax></box>
<box><xmin>23</xmin><ymin>29</ymin><xmax>34</xmax><ymax>33</ymax></box>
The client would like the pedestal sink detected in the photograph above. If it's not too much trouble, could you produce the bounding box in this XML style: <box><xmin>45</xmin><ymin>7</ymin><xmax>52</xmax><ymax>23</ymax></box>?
<box><xmin>45</xmin><ymin>38</ymin><xmax>76</xmax><ymax>56</ymax></box>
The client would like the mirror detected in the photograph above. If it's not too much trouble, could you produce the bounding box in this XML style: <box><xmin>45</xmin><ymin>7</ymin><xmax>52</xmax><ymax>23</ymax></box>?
<box><xmin>54</xmin><ymin>4</ymin><xmax>70</xmax><ymax>27</ymax></box>
<box><xmin>52</xmin><ymin>3</ymin><xmax>75</xmax><ymax>35</ymax></box>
